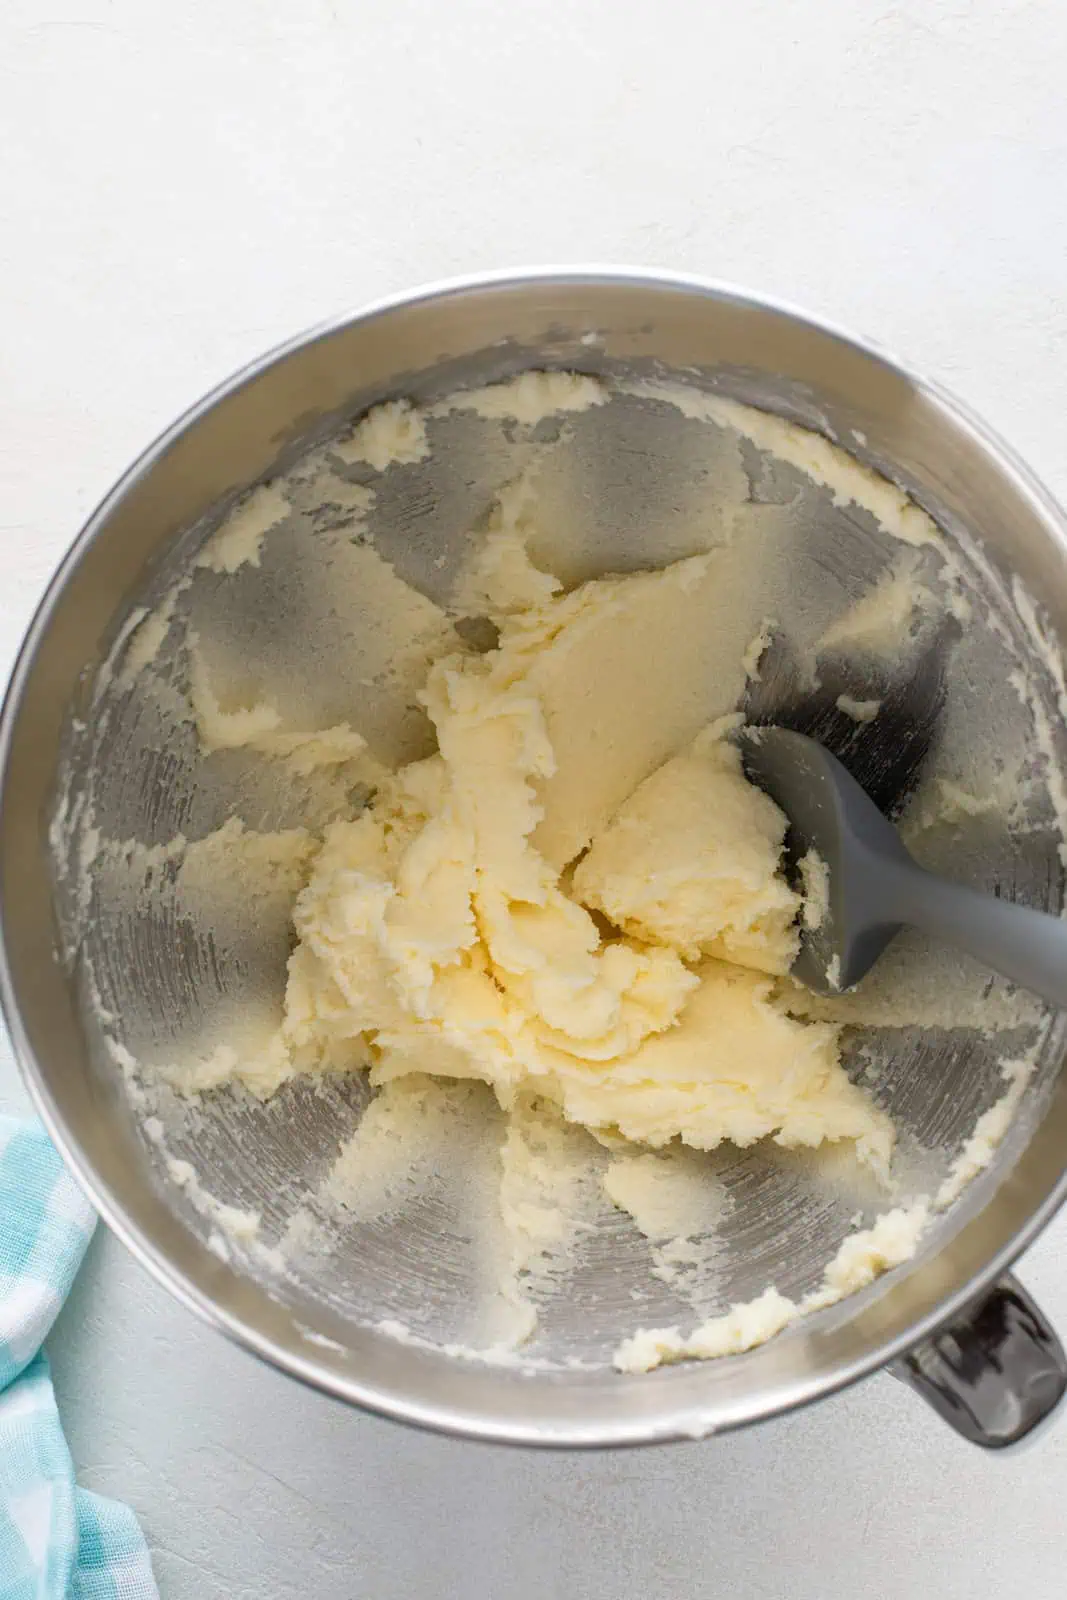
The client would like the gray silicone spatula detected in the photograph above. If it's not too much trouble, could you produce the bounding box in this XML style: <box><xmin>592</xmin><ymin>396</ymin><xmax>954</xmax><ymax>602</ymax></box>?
<box><xmin>740</xmin><ymin>725</ymin><xmax>1067</xmax><ymax>1005</ymax></box>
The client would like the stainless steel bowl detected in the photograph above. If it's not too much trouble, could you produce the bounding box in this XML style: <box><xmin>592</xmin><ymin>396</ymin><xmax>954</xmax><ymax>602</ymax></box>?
<box><xmin>5</xmin><ymin>269</ymin><xmax>1067</xmax><ymax>1449</ymax></box>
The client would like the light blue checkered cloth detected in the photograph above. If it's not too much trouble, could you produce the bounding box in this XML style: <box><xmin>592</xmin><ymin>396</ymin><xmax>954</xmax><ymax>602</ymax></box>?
<box><xmin>0</xmin><ymin>1118</ymin><xmax>158</xmax><ymax>1598</ymax></box>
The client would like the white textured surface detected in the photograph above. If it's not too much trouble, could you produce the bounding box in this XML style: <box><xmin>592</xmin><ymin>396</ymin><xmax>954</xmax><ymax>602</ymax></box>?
<box><xmin>4</xmin><ymin>0</ymin><xmax>1067</xmax><ymax>1594</ymax></box>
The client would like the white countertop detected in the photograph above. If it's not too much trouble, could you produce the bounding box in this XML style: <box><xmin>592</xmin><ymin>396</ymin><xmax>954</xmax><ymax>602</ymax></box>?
<box><xmin>4</xmin><ymin>1</ymin><xmax>1067</xmax><ymax>1594</ymax></box>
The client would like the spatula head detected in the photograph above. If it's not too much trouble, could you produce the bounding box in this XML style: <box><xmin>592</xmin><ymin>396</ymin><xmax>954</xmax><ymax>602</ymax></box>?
<box><xmin>739</xmin><ymin>726</ymin><xmax>912</xmax><ymax>993</ymax></box>
<box><xmin>739</xmin><ymin>626</ymin><xmax>952</xmax><ymax>991</ymax></box>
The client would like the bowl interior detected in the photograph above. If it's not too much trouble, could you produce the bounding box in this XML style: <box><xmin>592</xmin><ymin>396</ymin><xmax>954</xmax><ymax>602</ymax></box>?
<box><xmin>7</xmin><ymin>275</ymin><xmax>1067</xmax><ymax>1443</ymax></box>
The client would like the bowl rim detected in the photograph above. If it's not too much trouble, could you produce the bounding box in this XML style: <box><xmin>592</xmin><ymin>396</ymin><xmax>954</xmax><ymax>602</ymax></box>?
<box><xmin>4</xmin><ymin>263</ymin><xmax>1067</xmax><ymax>1447</ymax></box>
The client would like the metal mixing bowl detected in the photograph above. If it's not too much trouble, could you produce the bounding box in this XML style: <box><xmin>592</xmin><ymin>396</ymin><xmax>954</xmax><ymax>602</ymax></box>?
<box><xmin>5</xmin><ymin>269</ymin><xmax>1067</xmax><ymax>1448</ymax></box>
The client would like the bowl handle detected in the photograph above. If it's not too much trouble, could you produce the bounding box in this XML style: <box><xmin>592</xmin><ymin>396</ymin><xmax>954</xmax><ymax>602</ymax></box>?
<box><xmin>891</xmin><ymin>1273</ymin><xmax>1067</xmax><ymax>1448</ymax></box>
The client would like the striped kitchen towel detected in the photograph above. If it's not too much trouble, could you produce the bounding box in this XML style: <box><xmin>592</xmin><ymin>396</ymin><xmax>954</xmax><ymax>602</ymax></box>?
<box><xmin>0</xmin><ymin>1117</ymin><xmax>158</xmax><ymax>1597</ymax></box>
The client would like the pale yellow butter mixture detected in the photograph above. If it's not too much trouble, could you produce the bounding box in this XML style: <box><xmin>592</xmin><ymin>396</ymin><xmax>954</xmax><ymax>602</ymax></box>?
<box><xmin>276</xmin><ymin>555</ymin><xmax>890</xmax><ymax>1169</ymax></box>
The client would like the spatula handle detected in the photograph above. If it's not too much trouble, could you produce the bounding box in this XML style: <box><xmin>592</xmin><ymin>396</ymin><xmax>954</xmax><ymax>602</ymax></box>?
<box><xmin>890</xmin><ymin>863</ymin><xmax>1067</xmax><ymax>1010</ymax></box>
